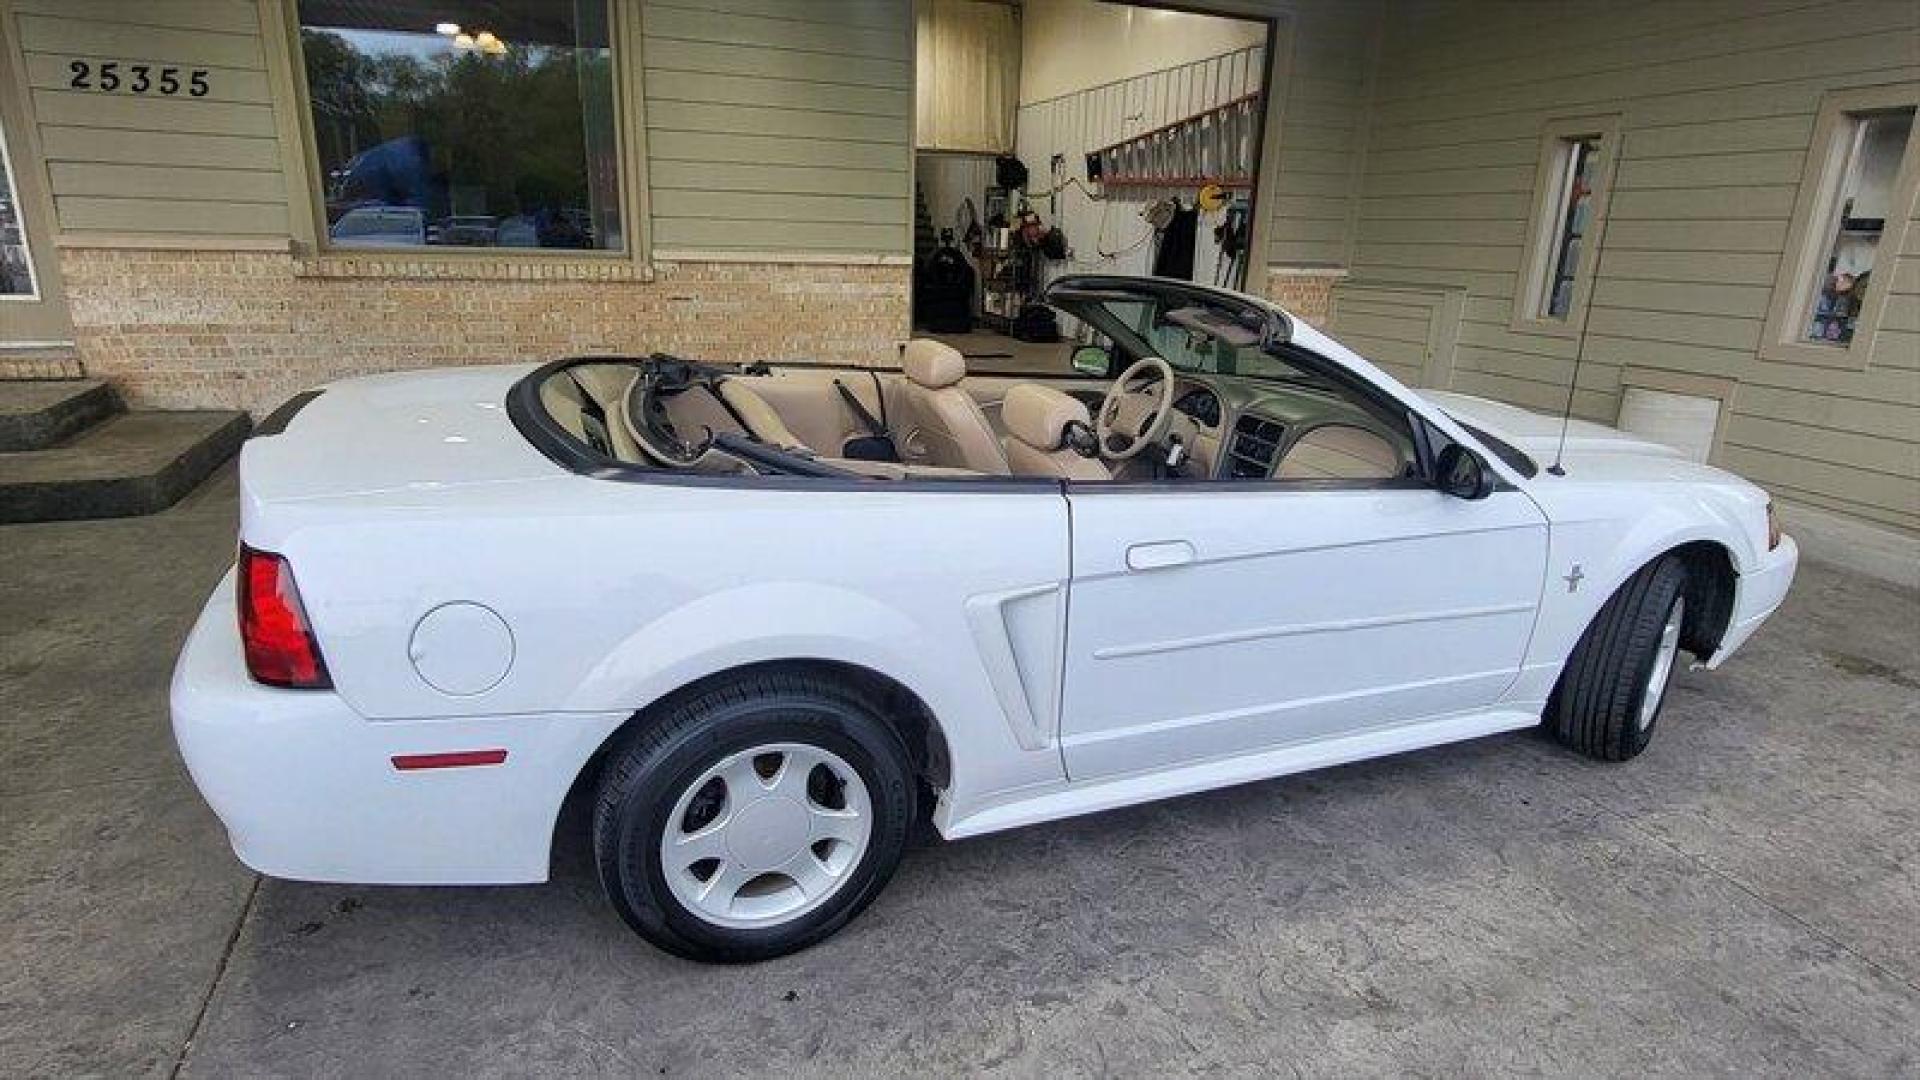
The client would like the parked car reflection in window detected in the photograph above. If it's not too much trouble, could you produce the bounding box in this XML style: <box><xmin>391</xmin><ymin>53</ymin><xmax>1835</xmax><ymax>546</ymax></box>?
<box><xmin>296</xmin><ymin>0</ymin><xmax>622</xmax><ymax>253</ymax></box>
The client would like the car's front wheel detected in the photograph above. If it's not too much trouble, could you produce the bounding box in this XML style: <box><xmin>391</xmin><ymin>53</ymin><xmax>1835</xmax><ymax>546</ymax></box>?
<box><xmin>592</xmin><ymin>669</ymin><xmax>915</xmax><ymax>963</ymax></box>
<box><xmin>1547</xmin><ymin>554</ymin><xmax>1690</xmax><ymax>762</ymax></box>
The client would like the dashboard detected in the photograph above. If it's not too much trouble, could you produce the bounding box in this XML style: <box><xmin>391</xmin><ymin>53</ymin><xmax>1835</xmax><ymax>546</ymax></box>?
<box><xmin>1164</xmin><ymin>376</ymin><xmax>1412</xmax><ymax>481</ymax></box>
<box><xmin>1172</xmin><ymin>387</ymin><xmax>1221</xmax><ymax>429</ymax></box>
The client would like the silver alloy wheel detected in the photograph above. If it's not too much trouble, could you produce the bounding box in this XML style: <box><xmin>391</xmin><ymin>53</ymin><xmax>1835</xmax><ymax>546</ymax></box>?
<box><xmin>659</xmin><ymin>742</ymin><xmax>873</xmax><ymax>930</ymax></box>
<box><xmin>1638</xmin><ymin>596</ymin><xmax>1686</xmax><ymax>732</ymax></box>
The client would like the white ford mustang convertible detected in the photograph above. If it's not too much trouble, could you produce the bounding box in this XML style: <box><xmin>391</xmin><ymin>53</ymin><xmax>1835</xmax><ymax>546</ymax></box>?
<box><xmin>172</xmin><ymin>275</ymin><xmax>1796</xmax><ymax>962</ymax></box>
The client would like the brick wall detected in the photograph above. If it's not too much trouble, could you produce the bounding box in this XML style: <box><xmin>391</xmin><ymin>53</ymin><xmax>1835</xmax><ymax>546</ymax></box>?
<box><xmin>0</xmin><ymin>349</ymin><xmax>85</xmax><ymax>380</ymax></box>
<box><xmin>1263</xmin><ymin>269</ymin><xmax>1344</xmax><ymax>329</ymax></box>
<box><xmin>58</xmin><ymin>249</ymin><xmax>911</xmax><ymax>415</ymax></box>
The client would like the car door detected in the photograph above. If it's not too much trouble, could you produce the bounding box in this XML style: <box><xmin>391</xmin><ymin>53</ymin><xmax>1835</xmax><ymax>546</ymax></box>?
<box><xmin>1058</xmin><ymin>480</ymin><xmax>1548</xmax><ymax>780</ymax></box>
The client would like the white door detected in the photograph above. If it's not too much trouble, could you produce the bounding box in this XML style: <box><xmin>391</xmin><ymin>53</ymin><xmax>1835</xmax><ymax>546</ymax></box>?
<box><xmin>1058</xmin><ymin>484</ymin><xmax>1548</xmax><ymax>780</ymax></box>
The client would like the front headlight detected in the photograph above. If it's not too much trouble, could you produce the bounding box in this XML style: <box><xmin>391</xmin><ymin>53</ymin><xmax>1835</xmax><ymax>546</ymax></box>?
<box><xmin>1766</xmin><ymin>501</ymin><xmax>1782</xmax><ymax>551</ymax></box>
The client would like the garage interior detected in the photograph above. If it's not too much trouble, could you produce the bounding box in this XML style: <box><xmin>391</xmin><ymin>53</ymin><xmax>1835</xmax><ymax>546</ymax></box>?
<box><xmin>913</xmin><ymin>0</ymin><xmax>1270</xmax><ymax>375</ymax></box>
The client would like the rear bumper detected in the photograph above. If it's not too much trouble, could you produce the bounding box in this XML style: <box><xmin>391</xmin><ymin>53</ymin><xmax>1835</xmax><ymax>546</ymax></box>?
<box><xmin>1706</xmin><ymin>535</ymin><xmax>1798</xmax><ymax>669</ymax></box>
<box><xmin>169</xmin><ymin>568</ymin><xmax>626</xmax><ymax>884</ymax></box>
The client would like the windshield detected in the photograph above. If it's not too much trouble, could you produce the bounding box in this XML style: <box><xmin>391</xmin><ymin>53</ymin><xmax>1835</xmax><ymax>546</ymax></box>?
<box><xmin>1051</xmin><ymin>283</ymin><xmax>1323</xmax><ymax>383</ymax></box>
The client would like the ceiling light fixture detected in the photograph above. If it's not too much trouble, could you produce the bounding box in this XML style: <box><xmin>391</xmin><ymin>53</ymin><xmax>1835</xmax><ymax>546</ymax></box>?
<box><xmin>434</xmin><ymin>21</ymin><xmax>460</xmax><ymax>35</ymax></box>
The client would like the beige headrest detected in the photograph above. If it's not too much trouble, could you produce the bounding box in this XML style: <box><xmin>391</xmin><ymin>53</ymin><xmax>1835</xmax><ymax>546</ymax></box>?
<box><xmin>1002</xmin><ymin>383</ymin><xmax>1090</xmax><ymax>451</ymax></box>
<box><xmin>903</xmin><ymin>339</ymin><xmax>966</xmax><ymax>389</ymax></box>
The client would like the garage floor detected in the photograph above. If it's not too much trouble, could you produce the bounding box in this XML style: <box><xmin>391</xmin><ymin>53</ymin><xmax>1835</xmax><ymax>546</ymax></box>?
<box><xmin>4</xmin><ymin>467</ymin><xmax>1918</xmax><ymax>1078</ymax></box>
<box><xmin>926</xmin><ymin>330</ymin><xmax>1075</xmax><ymax>377</ymax></box>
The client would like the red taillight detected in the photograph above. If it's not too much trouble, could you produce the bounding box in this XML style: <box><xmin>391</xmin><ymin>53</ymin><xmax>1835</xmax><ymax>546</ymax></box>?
<box><xmin>238</xmin><ymin>545</ymin><xmax>332</xmax><ymax>689</ymax></box>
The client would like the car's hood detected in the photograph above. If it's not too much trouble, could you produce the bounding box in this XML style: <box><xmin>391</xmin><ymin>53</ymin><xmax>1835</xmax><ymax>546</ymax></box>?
<box><xmin>1416</xmin><ymin>390</ymin><xmax>1765</xmax><ymax>489</ymax></box>
<box><xmin>242</xmin><ymin>364</ymin><xmax>558</xmax><ymax>503</ymax></box>
<box><xmin>1418</xmin><ymin>390</ymin><xmax>1690</xmax><ymax>463</ymax></box>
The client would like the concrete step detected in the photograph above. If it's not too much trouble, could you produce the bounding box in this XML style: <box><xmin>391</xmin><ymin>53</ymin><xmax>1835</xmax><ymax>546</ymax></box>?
<box><xmin>0</xmin><ymin>411</ymin><xmax>250</xmax><ymax>524</ymax></box>
<box><xmin>0</xmin><ymin>379</ymin><xmax>120</xmax><ymax>451</ymax></box>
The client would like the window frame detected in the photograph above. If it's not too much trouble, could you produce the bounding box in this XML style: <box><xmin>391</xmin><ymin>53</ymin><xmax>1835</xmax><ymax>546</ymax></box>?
<box><xmin>266</xmin><ymin>0</ymin><xmax>650</xmax><ymax>272</ymax></box>
<box><xmin>1761</xmin><ymin>82</ymin><xmax>1920</xmax><ymax>371</ymax></box>
<box><xmin>0</xmin><ymin>113</ymin><xmax>41</xmax><ymax>302</ymax></box>
<box><xmin>1511</xmin><ymin>115</ymin><xmax>1622</xmax><ymax>339</ymax></box>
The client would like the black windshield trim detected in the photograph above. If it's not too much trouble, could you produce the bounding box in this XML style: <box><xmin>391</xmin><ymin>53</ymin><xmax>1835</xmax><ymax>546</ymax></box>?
<box><xmin>1452</xmin><ymin>418</ymin><xmax>1540</xmax><ymax>479</ymax></box>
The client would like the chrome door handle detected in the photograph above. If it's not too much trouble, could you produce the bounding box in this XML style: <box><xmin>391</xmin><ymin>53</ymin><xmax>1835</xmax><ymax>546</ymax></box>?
<box><xmin>1126</xmin><ymin>540</ymin><xmax>1195</xmax><ymax>571</ymax></box>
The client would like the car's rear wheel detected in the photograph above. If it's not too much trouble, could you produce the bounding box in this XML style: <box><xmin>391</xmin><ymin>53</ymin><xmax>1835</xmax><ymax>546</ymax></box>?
<box><xmin>1547</xmin><ymin>555</ymin><xmax>1690</xmax><ymax>762</ymax></box>
<box><xmin>592</xmin><ymin>669</ymin><xmax>915</xmax><ymax>963</ymax></box>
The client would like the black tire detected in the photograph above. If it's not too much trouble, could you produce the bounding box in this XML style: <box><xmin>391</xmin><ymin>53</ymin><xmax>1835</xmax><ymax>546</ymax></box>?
<box><xmin>592</xmin><ymin>669</ymin><xmax>916</xmax><ymax>963</ymax></box>
<box><xmin>1546</xmin><ymin>555</ymin><xmax>1690</xmax><ymax>762</ymax></box>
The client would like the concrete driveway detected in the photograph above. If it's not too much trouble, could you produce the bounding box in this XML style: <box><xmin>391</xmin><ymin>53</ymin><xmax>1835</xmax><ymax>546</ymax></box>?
<box><xmin>4</xmin><ymin>467</ymin><xmax>1917</xmax><ymax>1078</ymax></box>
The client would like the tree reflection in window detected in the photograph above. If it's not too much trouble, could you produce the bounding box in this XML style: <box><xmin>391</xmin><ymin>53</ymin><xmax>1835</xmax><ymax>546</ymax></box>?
<box><xmin>298</xmin><ymin>1</ymin><xmax>621</xmax><ymax>251</ymax></box>
<box><xmin>0</xmin><ymin>119</ymin><xmax>36</xmax><ymax>296</ymax></box>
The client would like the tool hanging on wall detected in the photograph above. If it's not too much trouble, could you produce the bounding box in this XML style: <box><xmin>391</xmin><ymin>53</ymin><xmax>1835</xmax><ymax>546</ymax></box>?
<box><xmin>1152</xmin><ymin>198</ymin><xmax>1199</xmax><ymax>280</ymax></box>
<box><xmin>1142</xmin><ymin>197</ymin><xmax>1179</xmax><ymax>232</ymax></box>
<box><xmin>1213</xmin><ymin>202</ymin><xmax>1249</xmax><ymax>288</ymax></box>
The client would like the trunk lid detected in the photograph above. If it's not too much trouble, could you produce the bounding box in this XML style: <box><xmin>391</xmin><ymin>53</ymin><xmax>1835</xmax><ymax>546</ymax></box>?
<box><xmin>241</xmin><ymin>365</ymin><xmax>558</xmax><ymax>503</ymax></box>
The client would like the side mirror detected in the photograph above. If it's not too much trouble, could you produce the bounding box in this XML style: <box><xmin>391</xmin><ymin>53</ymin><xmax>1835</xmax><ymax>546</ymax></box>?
<box><xmin>1435</xmin><ymin>442</ymin><xmax>1495</xmax><ymax>500</ymax></box>
<box><xmin>1070</xmin><ymin>344</ymin><xmax>1112</xmax><ymax>377</ymax></box>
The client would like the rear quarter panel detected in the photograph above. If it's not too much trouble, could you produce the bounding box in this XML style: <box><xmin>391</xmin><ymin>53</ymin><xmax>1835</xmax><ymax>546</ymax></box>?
<box><xmin>245</xmin><ymin>475</ymin><xmax>1076</xmax><ymax>816</ymax></box>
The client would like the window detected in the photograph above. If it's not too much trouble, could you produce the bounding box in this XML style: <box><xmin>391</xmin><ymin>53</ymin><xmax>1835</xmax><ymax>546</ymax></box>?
<box><xmin>1799</xmin><ymin>109</ymin><xmax>1913</xmax><ymax>345</ymax></box>
<box><xmin>0</xmin><ymin>120</ymin><xmax>36</xmax><ymax>297</ymax></box>
<box><xmin>1541</xmin><ymin>138</ymin><xmax>1599</xmax><ymax>319</ymax></box>
<box><xmin>295</xmin><ymin>1</ymin><xmax>622</xmax><ymax>253</ymax></box>
<box><xmin>1514</xmin><ymin>117</ymin><xmax>1619</xmax><ymax>336</ymax></box>
<box><xmin>1765</xmin><ymin>85</ymin><xmax>1920</xmax><ymax>368</ymax></box>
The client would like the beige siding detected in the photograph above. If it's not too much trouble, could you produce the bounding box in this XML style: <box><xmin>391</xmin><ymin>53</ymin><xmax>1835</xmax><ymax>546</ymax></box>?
<box><xmin>10</xmin><ymin>0</ymin><xmax>287</xmax><ymax>237</ymax></box>
<box><xmin>1326</xmin><ymin>281</ymin><xmax>1465</xmax><ymax>389</ymax></box>
<box><xmin>1267</xmin><ymin>0</ymin><xmax>1378</xmax><ymax>269</ymax></box>
<box><xmin>1352</xmin><ymin>0</ymin><xmax>1920</xmax><ymax>532</ymax></box>
<box><xmin>640</xmin><ymin>0</ymin><xmax>911</xmax><ymax>256</ymax></box>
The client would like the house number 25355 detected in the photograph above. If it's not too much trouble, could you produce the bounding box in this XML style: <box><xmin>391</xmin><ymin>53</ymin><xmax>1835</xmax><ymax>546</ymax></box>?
<box><xmin>68</xmin><ymin>61</ymin><xmax>209</xmax><ymax>97</ymax></box>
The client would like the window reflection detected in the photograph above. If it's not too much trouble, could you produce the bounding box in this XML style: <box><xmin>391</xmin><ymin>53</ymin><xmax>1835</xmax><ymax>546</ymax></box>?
<box><xmin>0</xmin><ymin>121</ymin><xmax>36</xmax><ymax>297</ymax></box>
<box><xmin>1544</xmin><ymin>138</ymin><xmax>1598</xmax><ymax>320</ymax></box>
<box><xmin>1805</xmin><ymin>109</ymin><xmax>1914</xmax><ymax>345</ymax></box>
<box><xmin>297</xmin><ymin>1</ymin><xmax>621</xmax><ymax>252</ymax></box>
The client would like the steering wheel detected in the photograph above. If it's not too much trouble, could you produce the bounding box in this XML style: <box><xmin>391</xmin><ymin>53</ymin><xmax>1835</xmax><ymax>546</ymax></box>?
<box><xmin>1095</xmin><ymin>356</ymin><xmax>1178</xmax><ymax>461</ymax></box>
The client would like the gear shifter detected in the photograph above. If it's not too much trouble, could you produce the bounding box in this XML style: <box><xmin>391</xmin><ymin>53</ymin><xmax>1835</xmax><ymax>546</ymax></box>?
<box><xmin>1164</xmin><ymin>434</ymin><xmax>1188</xmax><ymax>475</ymax></box>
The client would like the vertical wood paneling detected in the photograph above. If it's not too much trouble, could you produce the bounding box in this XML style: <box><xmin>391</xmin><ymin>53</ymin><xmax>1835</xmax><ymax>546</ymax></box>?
<box><xmin>1265</xmin><ymin>0</ymin><xmax>1379</xmax><ymax>270</ymax></box>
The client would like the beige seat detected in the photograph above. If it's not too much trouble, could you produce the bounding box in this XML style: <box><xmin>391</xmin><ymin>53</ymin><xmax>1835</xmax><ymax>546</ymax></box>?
<box><xmin>1000</xmin><ymin>383</ymin><xmax>1110</xmax><ymax>481</ymax></box>
<box><xmin>1276</xmin><ymin>424</ymin><xmax>1404</xmax><ymax>480</ymax></box>
<box><xmin>543</xmin><ymin>364</ymin><xmax>644</xmax><ymax>461</ymax></box>
<box><xmin>894</xmin><ymin>339</ymin><xmax>1010</xmax><ymax>475</ymax></box>
<box><xmin>713</xmin><ymin>378</ymin><xmax>808</xmax><ymax>451</ymax></box>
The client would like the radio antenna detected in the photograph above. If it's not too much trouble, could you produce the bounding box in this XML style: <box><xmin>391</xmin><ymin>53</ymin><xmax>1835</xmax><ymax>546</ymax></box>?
<box><xmin>1547</xmin><ymin>150</ymin><xmax>1614</xmax><ymax>478</ymax></box>
<box><xmin>1546</xmin><ymin>349</ymin><xmax>1583</xmax><ymax>477</ymax></box>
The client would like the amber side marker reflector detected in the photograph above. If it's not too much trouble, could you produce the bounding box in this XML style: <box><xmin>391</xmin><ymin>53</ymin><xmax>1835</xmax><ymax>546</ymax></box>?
<box><xmin>391</xmin><ymin>750</ymin><xmax>509</xmax><ymax>771</ymax></box>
